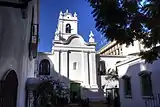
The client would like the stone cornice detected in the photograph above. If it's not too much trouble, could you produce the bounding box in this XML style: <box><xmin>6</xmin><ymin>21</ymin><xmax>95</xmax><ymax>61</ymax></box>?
<box><xmin>53</xmin><ymin>50</ymin><xmax>96</xmax><ymax>53</ymax></box>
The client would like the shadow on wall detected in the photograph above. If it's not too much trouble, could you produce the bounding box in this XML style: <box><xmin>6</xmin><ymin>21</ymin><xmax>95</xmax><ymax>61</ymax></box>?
<box><xmin>26</xmin><ymin>54</ymin><xmax>105</xmax><ymax>107</ymax></box>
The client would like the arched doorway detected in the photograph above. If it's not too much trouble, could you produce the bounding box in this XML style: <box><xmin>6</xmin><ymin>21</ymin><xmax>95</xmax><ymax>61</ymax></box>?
<box><xmin>0</xmin><ymin>70</ymin><xmax>18</xmax><ymax>107</ymax></box>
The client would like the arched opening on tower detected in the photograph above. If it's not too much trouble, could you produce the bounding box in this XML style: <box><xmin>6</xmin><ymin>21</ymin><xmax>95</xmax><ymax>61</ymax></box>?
<box><xmin>66</xmin><ymin>24</ymin><xmax>71</xmax><ymax>33</ymax></box>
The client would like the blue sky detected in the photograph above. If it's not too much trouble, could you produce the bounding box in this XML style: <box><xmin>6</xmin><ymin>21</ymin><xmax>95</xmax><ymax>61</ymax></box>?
<box><xmin>39</xmin><ymin>0</ymin><xmax>108</xmax><ymax>52</ymax></box>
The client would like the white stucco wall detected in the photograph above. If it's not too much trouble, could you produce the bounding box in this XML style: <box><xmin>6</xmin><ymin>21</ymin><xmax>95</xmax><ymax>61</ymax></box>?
<box><xmin>69</xmin><ymin>51</ymin><xmax>82</xmax><ymax>81</ymax></box>
<box><xmin>0</xmin><ymin>1</ymin><xmax>39</xmax><ymax>107</ymax></box>
<box><xmin>97</xmin><ymin>55</ymin><xmax>126</xmax><ymax>93</ymax></box>
<box><xmin>117</xmin><ymin>57</ymin><xmax>160</xmax><ymax>107</ymax></box>
<box><xmin>122</xmin><ymin>41</ymin><xmax>141</xmax><ymax>56</ymax></box>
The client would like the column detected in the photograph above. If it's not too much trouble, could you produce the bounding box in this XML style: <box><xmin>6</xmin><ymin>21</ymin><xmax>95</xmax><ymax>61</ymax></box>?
<box><xmin>59</xmin><ymin>51</ymin><xmax>61</xmax><ymax>74</ymax></box>
<box><xmin>67</xmin><ymin>51</ymin><xmax>70</xmax><ymax>78</ymax></box>
<box><xmin>89</xmin><ymin>52</ymin><xmax>98</xmax><ymax>89</ymax></box>
<box><xmin>53</xmin><ymin>51</ymin><xmax>60</xmax><ymax>74</ymax></box>
<box><xmin>60</xmin><ymin>51</ymin><xmax>69</xmax><ymax>85</ymax></box>
<box><xmin>81</xmin><ymin>51</ymin><xmax>90</xmax><ymax>88</ymax></box>
<box><xmin>87</xmin><ymin>52</ymin><xmax>91</xmax><ymax>86</ymax></box>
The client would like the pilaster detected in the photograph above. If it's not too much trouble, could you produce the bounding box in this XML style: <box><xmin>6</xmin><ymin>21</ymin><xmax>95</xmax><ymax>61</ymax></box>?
<box><xmin>89</xmin><ymin>52</ymin><xmax>98</xmax><ymax>89</ymax></box>
<box><xmin>81</xmin><ymin>51</ymin><xmax>90</xmax><ymax>88</ymax></box>
<box><xmin>61</xmin><ymin>51</ymin><xmax>68</xmax><ymax>77</ymax></box>
<box><xmin>53</xmin><ymin>51</ymin><xmax>60</xmax><ymax>74</ymax></box>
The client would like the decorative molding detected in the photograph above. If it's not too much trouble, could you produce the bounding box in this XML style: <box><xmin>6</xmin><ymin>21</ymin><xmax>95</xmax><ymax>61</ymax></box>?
<box><xmin>99</xmin><ymin>54</ymin><xmax>126</xmax><ymax>58</ymax></box>
<box><xmin>54</xmin><ymin>49</ymin><xmax>96</xmax><ymax>53</ymax></box>
<box><xmin>116</xmin><ymin>57</ymin><xmax>140</xmax><ymax>67</ymax></box>
<box><xmin>54</xmin><ymin>45</ymin><xmax>95</xmax><ymax>49</ymax></box>
<box><xmin>54</xmin><ymin>34</ymin><xmax>96</xmax><ymax>46</ymax></box>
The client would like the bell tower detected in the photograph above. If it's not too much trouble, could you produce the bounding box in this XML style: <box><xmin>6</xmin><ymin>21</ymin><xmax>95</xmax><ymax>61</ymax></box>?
<box><xmin>54</xmin><ymin>9</ymin><xmax>78</xmax><ymax>41</ymax></box>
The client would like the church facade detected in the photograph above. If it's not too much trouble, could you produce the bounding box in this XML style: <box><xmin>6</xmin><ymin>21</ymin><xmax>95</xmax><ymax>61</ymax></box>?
<box><xmin>35</xmin><ymin>10</ymin><xmax>104</xmax><ymax>101</ymax></box>
<box><xmin>1</xmin><ymin>2</ymin><xmax>160</xmax><ymax>106</ymax></box>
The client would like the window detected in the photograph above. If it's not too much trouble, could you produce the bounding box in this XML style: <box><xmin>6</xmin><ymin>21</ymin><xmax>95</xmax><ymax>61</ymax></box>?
<box><xmin>117</xmin><ymin>49</ymin><xmax>120</xmax><ymax>55</ymax></box>
<box><xmin>39</xmin><ymin>59</ymin><xmax>50</xmax><ymax>75</ymax></box>
<box><xmin>73</xmin><ymin>62</ymin><xmax>77</xmax><ymax>70</ymax></box>
<box><xmin>122</xmin><ymin>75</ymin><xmax>132</xmax><ymax>97</ymax></box>
<box><xmin>139</xmin><ymin>71</ymin><xmax>152</xmax><ymax>96</ymax></box>
<box><xmin>66</xmin><ymin>24</ymin><xmax>71</xmax><ymax>33</ymax></box>
<box><xmin>99</xmin><ymin>60</ymin><xmax>106</xmax><ymax>75</ymax></box>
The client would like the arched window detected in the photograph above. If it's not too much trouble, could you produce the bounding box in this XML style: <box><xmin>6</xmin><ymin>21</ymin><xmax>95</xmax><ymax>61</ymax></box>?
<box><xmin>66</xmin><ymin>24</ymin><xmax>71</xmax><ymax>33</ymax></box>
<box><xmin>99</xmin><ymin>60</ymin><xmax>106</xmax><ymax>75</ymax></box>
<box><xmin>39</xmin><ymin>59</ymin><xmax>50</xmax><ymax>75</ymax></box>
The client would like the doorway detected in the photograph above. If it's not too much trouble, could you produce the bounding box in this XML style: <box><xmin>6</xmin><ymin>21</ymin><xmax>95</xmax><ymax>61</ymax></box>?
<box><xmin>70</xmin><ymin>82</ymin><xmax>81</xmax><ymax>103</ymax></box>
<box><xmin>0</xmin><ymin>70</ymin><xmax>18</xmax><ymax>107</ymax></box>
<box><xmin>106</xmin><ymin>88</ymin><xmax>120</xmax><ymax>107</ymax></box>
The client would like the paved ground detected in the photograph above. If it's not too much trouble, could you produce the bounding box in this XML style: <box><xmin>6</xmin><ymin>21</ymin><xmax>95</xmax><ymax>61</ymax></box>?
<box><xmin>68</xmin><ymin>102</ymin><xmax>112</xmax><ymax>107</ymax></box>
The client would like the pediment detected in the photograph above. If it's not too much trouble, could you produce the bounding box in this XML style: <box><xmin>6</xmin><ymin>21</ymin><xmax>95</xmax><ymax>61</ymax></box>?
<box><xmin>65</xmin><ymin>35</ymin><xmax>86</xmax><ymax>47</ymax></box>
<box><xmin>54</xmin><ymin>34</ymin><xmax>96</xmax><ymax>47</ymax></box>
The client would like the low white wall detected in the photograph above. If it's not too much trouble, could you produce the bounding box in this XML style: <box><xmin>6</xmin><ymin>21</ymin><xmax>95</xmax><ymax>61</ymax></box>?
<box><xmin>117</xmin><ymin>57</ymin><xmax>160</xmax><ymax>107</ymax></box>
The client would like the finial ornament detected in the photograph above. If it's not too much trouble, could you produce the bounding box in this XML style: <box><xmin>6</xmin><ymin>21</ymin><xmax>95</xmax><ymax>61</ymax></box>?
<box><xmin>89</xmin><ymin>31</ymin><xmax>95</xmax><ymax>42</ymax></box>
<box><xmin>66</xmin><ymin>9</ymin><xmax>69</xmax><ymax>13</ymax></box>
<box><xmin>74</xmin><ymin>12</ymin><xmax>77</xmax><ymax>17</ymax></box>
<box><xmin>89</xmin><ymin>31</ymin><xmax>94</xmax><ymax>37</ymax></box>
<box><xmin>59</xmin><ymin>11</ymin><xmax>63</xmax><ymax>15</ymax></box>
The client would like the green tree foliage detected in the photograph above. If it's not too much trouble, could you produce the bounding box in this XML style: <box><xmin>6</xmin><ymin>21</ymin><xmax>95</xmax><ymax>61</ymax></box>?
<box><xmin>105</xmin><ymin>68</ymin><xmax>119</xmax><ymax>81</ymax></box>
<box><xmin>34</xmin><ymin>76</ymin><xmax>69</xmax><ymax>107</ymax></box>
<box><xmin>87</xmin><ymin>0</ymin><xmax>160</xmax><ymax>63</ymax></box>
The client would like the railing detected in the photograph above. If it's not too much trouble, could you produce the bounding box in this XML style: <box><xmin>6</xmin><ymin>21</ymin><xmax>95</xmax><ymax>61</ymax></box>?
<box><xmin>145</xmin><ymin>93</ymin><xmax>160</xmax><ymax>107</ymax></box>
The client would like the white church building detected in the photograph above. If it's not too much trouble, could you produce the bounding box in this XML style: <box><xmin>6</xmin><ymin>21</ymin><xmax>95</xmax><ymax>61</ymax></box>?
<box><xmin>35</xmin><ymin>10</ymin><xmax>104</xmax><ymax>102</ymax></box>
<box><xmin>1</xmin><ymin>0</ymin><xmax>160</xmax><ymax>106</ymax></box>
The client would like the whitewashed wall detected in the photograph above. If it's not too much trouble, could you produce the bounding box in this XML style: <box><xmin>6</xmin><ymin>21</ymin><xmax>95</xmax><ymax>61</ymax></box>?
<box><xmin>0</xmin><ymin>0</ymin><xmax>38</xmax><ymax>107</ymax></box>
<box><xmin>97</xmin><ymin>55</ymin><xmax>126</xmax><ymax>93</ymax></box>
<box><xmin>122</xmin><ymin>41</ymin><xmax>141</xmax><ymax>56</ymax></box>
<box><xmin>117</xmin><ymin>57</ymin><xmax>160</xmax><ymax>107</ymax></box>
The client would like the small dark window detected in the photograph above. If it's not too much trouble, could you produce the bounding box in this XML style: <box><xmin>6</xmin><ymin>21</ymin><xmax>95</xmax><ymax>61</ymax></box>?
<box><xmin>66</xmin><ymin>24</ymin><xmax>71</xmax><ymax>33</ymax></box>
<box><xmin>122</xmin><ymin>75</ymin><xmax>132</xmax><ymax>97</ymax></box>
<box><xmin>99</xmin><ymin>60</ymin><xmax>106</xmax><ymax>75</ymax></box>
<box><xmin>39</xmin><ymin>59</ymin><xmax>50</xmax><ymax>75</ymax></box>
<box><xmin>139</xmin><ymin>72</ymin><xmax>152</xmax><ymax>96</ymax></box>
<box><xmin>73</xmin><ymin>62</ymin><xmax>77</xmax><ymax>70</ymax></box>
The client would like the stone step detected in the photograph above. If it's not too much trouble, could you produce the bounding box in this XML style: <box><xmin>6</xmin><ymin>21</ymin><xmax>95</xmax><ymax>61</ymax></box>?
<box><xmin>68</xmin><ymin>103</ymin><xmax>80</xmax><ymax>107</ymax></box>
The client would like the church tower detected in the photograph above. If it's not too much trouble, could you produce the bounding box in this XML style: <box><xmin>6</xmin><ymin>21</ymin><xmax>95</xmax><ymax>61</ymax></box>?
<box><xmin>54</xmin><ymin>9</ymin><xmax>78</xmax><ymax>41</ymax></box>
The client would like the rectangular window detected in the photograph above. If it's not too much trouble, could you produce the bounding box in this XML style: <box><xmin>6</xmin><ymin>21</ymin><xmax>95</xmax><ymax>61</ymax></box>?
<box><xmin>99</xmin><ymin>61</ymin><xmax>106</xmax><ymax>75</ymax></box>
<box><xmin>123</xmin><ymin>76</ymin><xmax>132</xmax><ymax>97</ymax></box>
<box><xmin>140</xmin><ymin>74</ymin><xmax>152</xmax><ymax>96</ymax></box>
<box><xmin>73</xmin><ymin>62</ymin><xmax>77</xmax><ymax>70</ymax></box>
